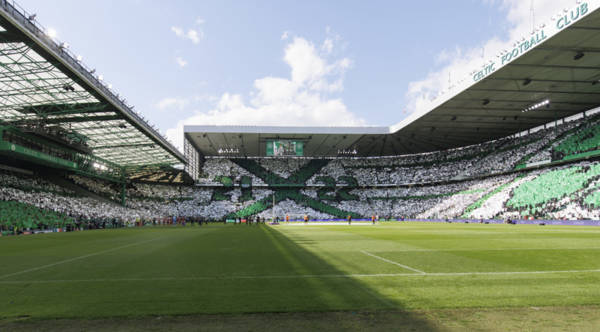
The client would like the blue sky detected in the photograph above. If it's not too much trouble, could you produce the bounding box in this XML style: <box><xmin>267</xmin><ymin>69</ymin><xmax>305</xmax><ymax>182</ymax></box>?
<box><xmin>17</xmin><ymin>0</ymin><xmax>571</xmax><ymax>149</ymax></box>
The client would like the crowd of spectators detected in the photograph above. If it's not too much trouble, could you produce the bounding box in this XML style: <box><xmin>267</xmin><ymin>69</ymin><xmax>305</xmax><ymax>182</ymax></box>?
<box><xmin>0</xmin><ymin>171</ymin><xmax>180</xmax><ymax>232</ymax></box>
<box><xmin>2</xmin><ymin>159</ymin><xmax>600</xmax><ymax>230</ymax></box>
<box><xmin>462</xmin><ymin>162</ymin><xmax>600</xmax><ymax>220</ymax></box>
<box><xmin>68</xmin><ymin>175</ymin><xmax>120</xmax><ymax>200</ymax></box>
<box><xmin>197</xmin><ymin>159</ymin><xmax>265</xmax><ymax>186</ymax></box>
<box><xmin>194</xmin><ymin>112</ymin><xmax>600</xmax><ymax>187</ymax></box>
<box><xmin>1</xmin><ymin>112</ymin><xmax>600</xmax><ymax>231</ymax></box>
<box><xmin>127</xmin><ymin>182</ymin><xmax>195</xmax><ymax>200</ymax></box>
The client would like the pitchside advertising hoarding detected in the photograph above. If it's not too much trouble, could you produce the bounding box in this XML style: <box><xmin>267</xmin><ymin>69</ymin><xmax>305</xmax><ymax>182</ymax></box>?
<box><xmin>266</xmin><ymin>140</ymin><xmax>304</xmax><ymax>156</ymax></box>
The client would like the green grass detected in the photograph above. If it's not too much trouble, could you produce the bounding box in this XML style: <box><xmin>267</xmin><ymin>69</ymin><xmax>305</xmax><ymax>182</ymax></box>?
<box><xmin>1</xmin><ymin>223</ymin><xmax>600</xmax><ymax>325</ymax></box>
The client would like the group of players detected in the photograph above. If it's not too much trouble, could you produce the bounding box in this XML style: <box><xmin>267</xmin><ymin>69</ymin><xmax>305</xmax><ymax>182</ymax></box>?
<box><xmin>230</xmin><ymin>214</ymin><xmax>380</xmax><ymax>225</ymax></box>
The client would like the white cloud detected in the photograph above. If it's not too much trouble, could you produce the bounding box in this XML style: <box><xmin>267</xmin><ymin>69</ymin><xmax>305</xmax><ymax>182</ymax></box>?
<box><xmin>171</xmin><ymin>26</ymin><xmax>184</xmax><ymax>37</ymax></box>
<box><xmin>166</xmin><ymin>35</ymin><xmax>363</xmax><ymax>151</ymax></box>
<box><xmin>404</xmin><ymin>0</ymin><xmax>569</xmax><ymax>116</ymax></box>
<box><xmin>186</xmin><ymin>29</ymin><xmax>202</xmax><ymax>44</ymax></box>
<box><xmin>321</xmin><ymin>38</ymin><xmax>333</xmax><ymax>54</ymax></box>
<box><xmin>171</xmin><ymin>26</ymin><xmax>203</xmax><ymax>44</ymax></box>
<box><xmin>175</xmin><ymin>56</ymin><xmax>188</xmax><ymax>68</ymax></box>
<box><xmin>281</xmin><ymin>30</ymin><xmax>290</xmax><ymax>40</ymax></box>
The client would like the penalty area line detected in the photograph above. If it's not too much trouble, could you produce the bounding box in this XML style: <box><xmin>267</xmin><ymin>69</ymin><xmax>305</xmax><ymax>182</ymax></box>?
<box><xmin>360</xmin><ymin>250</ymin><xmax>426</xmax><ymax>274</ymax></box>
<box><xmin>0</xmin><ymin>236</ymin><xmax>164</xmax><ymax>280</ymax></box>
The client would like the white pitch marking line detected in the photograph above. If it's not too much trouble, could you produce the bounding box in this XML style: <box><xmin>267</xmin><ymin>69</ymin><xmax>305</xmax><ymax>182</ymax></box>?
<box><xmin>0</xmin><ymin>236</ymin><xmax>163</xmax><ymax>280</ymax></box>
<box><xmin>281</xmin><ymin>222</ymin><xmax>375</xmax><ymax>226</ymax></box>
<box><xmin>371</xmin><ymin>247</ymin><xmax>600</xmax><ymax>252</ymax></box>
<box><xmin>360</xmin><ymin>250</ymin><xmax>426</xmax><ymax>274</ymax></box>
<box><xmin>425</xmin><ymin>269</ymin><xmax>600</xmax><ymax>276</ymax></box>
<box><xmin>2</xmin><ymin>269</ymin><xmax>600</xmax><ymax>284</ymax></box>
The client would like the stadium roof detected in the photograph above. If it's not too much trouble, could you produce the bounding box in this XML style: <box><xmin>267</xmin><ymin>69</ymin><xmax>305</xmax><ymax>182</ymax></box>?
<box><xmin>186</xmin><ymin>1</ymin><xmax>600</xmax><ymax>157</ymax></box>
<box><xmin>184</xmin><ymin>125</ymin><xmax>389</xmax><ymax>157</ymax></box>
<box><xmin>0</xmin><ymin>1</ymin><xmax>186</xmax><ymax>168</ymax></box>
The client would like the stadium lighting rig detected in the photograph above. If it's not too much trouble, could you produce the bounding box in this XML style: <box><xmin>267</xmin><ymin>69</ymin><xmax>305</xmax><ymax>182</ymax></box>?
<box><xmin>338</xmin><ymin>148</ymin><xmax>358</xmax><ymax>155</ymax></box>
<box><xmin>217</xmin><ymin>147</ymin><xmax>240</xmax><ymax>155</ymax></box>
<box><xmin>522</xmin><ymin>99</ymin><xmax>550</xmax><ymax>113</ymax></box>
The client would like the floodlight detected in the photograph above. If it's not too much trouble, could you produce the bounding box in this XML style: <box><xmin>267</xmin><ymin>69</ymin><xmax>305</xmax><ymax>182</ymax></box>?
<box><xmin>522</xmin><ymin>99</ymin><xmax>550</xmax><ymax>113</ymax></box>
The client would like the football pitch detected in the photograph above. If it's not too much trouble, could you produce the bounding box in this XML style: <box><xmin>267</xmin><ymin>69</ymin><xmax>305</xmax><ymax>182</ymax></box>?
<box><xmin>1</xmin><ymin>222</ymin><xmax>600</xmax><ymax>330</ymax></box>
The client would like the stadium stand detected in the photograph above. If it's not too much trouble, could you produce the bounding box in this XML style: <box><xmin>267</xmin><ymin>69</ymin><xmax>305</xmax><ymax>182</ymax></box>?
<box><xmin>2</xmin><ymin>112</ymin><xmax>600</xmax><ymax>229</ymax></box>
<box><xmin>0</xmin><ymin>200</ymin><xmax>73</xmax><ymax>234</ymax></box>
<box><xmin>192</xmin><ymin>114</ymin><xmax>600</xmax><ymax>189</ymax></box>
<box><xmin>555</xmin><ymin>117</ymin><xmax>600</xmax><ymax>157</ymax></box>
<box><xmin>2</xmin><ymin>0</ymin><xmax>600</xmax><ymax>234</ymax></box>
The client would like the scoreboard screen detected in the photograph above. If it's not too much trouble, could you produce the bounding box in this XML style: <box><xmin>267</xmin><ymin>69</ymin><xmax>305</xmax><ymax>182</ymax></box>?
<box><xmin>266</xmin><ymin>140</ymin><xmax>303</xmax><ymax>156</ymax></box>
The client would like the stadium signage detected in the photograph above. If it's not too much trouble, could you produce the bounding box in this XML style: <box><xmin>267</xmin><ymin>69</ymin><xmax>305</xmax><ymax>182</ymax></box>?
<box><xmin>499</xmin><ymin>30</ymin><xmax>547</xmax><ymax>66</ymax></box>
<box><xmin>266</xmin><ymin>140</ymin><xmax>304</xmax><ymax>157</ymax></box>
<box><xmin>472</xmin><ymin>2</ymin><xmax>589</xmax><ymax>83</ymax></box>
<box><xmin>0</xmin><ymin>141</ymin><xmax>77</xmax><ymax>169</ymax></box>
<box><xmin>556</xmin><ymin>3</ymin><xmax>589</xmax><ymax>30</ymax></box>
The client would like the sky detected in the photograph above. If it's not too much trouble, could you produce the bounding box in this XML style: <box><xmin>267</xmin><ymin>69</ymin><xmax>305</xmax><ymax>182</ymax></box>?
<box><xmin>16</xmin><ymin>0</ymin><xmax>576</xmax><ymax>151</ymax></box>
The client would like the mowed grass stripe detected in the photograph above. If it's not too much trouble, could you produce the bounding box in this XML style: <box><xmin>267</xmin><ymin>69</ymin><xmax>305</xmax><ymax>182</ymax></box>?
<box><xmin>280</xmin><ymin>224</ymin><xmax>600</xmax><ymax>251</ymax></box>
<box><xmin>1</xmin><ymin>225</ymin><xmax>394</xmax><ymax>318</ymax></box>
<box><xmin>1</xmin><ymin>268</ymin><xmax>600</xmax><ymax>284</ymax></box>
<box><xmin>367</xmin><ymin>249</ymin><xmax>600</xmax><ymax>273</ymax></box>
<box><xmin>1</xmin><ymin>223</ymin><xmax>600</xmax><ymax>319</ymax></box>
<box><xmin>360</xmin><ymin>250</ymin><xmax>426</xmax><ymax>274</ymax></box>
<box><xmin>363</xmin><ymin>247</ymin><xmax>600</xmax><ymax>252</ymax></box>
<box><xmin>0</xmin><ymin>236</ymin><xmax>165</xmax><ymax>280</ymax></box>
<box><xmin>276</xmin><ymin>224</ymin><xmax>600</xmax><ymax>274</ymax></box>
<box><xmin>0</xmin><ymin>228</ymin><xmax>184</xmax><ymax>277</ymax></box>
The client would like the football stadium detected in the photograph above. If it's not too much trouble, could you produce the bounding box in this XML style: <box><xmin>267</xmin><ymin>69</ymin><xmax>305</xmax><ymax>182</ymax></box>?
<box><xmin>2</xmin><ymin>0</ymin><xmax>600</xmax><ymax>330</ymax></box>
